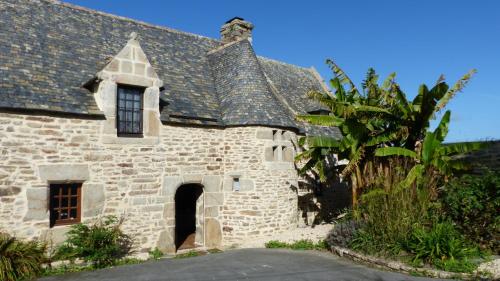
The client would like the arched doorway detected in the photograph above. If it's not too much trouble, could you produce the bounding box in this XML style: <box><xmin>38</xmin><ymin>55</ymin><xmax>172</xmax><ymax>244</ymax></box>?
<box><xmin>175</xmin><ymin>184</ymin><xmax>203</xmax><ymax>250</ymax></box>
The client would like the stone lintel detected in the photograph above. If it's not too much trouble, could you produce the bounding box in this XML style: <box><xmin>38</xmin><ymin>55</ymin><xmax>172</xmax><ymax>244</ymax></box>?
<box><xmin>38</xmin><ymin>164</ymin><xmax>90</xmax><ymax>183</ymax></box>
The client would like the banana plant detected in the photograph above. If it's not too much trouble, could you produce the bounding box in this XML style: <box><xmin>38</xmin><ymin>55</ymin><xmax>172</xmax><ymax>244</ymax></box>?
<box><xmin>375</xmin><ymin>110</ymin><xmax>486</xmax><ymax>190</ymax></box>
<box><xmin>296</xmin><ymin>58</ymin><xmax>476</xmax><ymax>205</ymax></box>
<box><xmin>296</xmin><ymin>61</ymin><xmax>400</xmax><ymax>204</ymax></box>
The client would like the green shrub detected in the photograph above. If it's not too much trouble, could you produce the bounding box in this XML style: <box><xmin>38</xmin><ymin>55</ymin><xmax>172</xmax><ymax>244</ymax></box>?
<box><xmin>326</xmin><ymin>220</ymin><xmax>361</xmax><ymax>248</ymax></box>
<box><xmin>441</xmin><ymin>170</ymin><xmax>500</xmax><ymax>253</ymax></box>
<box><xmin>56</xmin><ymin>216</ymin><xmax>133</xmax><ymax>268</ymax></box>
<box><xmin>314</xmin><ymin>240</ymin><xmax>329</xmax><ymax>250</ymax></box>
<box><xmin>0</xmin><ymin>233</ymin><xmax>46</xmax><ymax>281</ymax></box>
<box><xmin>289</xmin><ymin>239</ymin><xmax>315</xmax><ymax>250</ymax></box>
<box><xmin>264</xmin><ymin>240</ymin><xmax>289</xmax><ymax>249</ymax></box>
<box><xmin>350</xmin><ymin>185</ymin><xmax>432</xmax><ymax>256</ymax></box>
<box><xmin>433</xmin><ymin>258</ymin><xmax>476</xmax><ymax>273</ymax></box>
<box><xmin>403</xmin><ymin>221</ymin><xmax>480</xmax><ymax>273</ymax></box>
<box><xmin>148</xmin><ymin>247</ymin><xmax>163</xmax><ymax>260</ymax></box>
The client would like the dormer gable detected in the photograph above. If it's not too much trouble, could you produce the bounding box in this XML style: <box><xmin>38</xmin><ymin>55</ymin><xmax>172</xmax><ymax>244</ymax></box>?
<box><xmin>97</xmin><ymin>32</ymin><xmax>163</xmax><ymax>89</ymax></box>
<box><xmin>92</xmin><ymin>32</ymin><xmax>162</xmax><ymax>143</ymax></box>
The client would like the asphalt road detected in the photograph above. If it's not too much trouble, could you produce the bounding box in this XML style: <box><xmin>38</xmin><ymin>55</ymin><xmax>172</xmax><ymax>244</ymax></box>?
<box><xmin>39</xmin><ymin>249</ymin><xmax>452</xmax><ymax>281</ymax></box>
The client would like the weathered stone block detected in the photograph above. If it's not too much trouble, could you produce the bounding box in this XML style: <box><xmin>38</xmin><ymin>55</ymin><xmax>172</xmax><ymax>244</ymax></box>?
<box><xmin>163</xmin><ymin>203</ymin><xmax>174</xmax><ymax>219</ymax></box>
<box><xmin>82</xmin><ymin>184</ymin><xmax>105</xmax><ymax>218</ymax></box>
<box><xmin>134</xmin><ymin>63</ymin><xmax>146</xmax><ymax>75</ymax></box>
<box><xmin>240</xmin><ymin>179</ymin><xmax>254</xmax><ymax>192</ymax></box>
<box><xmin>146</xmin><ymin>110</ymin><xmax>160</xmax><ymax>137</ymax></box>
<box><xmin>0</xmin><ymin>186</ymin><xmax>21</xmax><ymax>196</ymax></box>
<box><xmin>41</xmin><ymin>226</ymin><xmax>70</xmax><ymax>245</ymax></box>
<box><xmin>136</xmin><ymin>48</ymin><xmax>148</xmax><ymax>63</ymax></box>
<box><xmin>24</xmin><ymin>188</ymin><xmax>48</xmax><ymax>221</ymax></box>
<box><xmin>205</xmin><ymin>206</ymin><xmax>219</xmax><ymax>217</ymax></box>
<box><xmin>205</xmin><ymin>218</ymin><xmax>222</xmax><ymax>248</ymax></box>
<box><xmin>38</xmin><ymin>164</ymin><xmax>89</xmax><ymax>182</ymax></box>
<box><xmin>114</xmin><ymin>73</ymin><xmax>153</xmax><ymax>88</ymax></box>
<box><xmin>143</xmin><ymin>87</ymin><xmax>160</xmax><ymax>109</ymax></box>
<box><xmin>120</xmin><ymin>61</ymin><xmax>133</xmax><ymax>73</ymax></box>
<box><xmin>240</xmin><ymin>210</ymin><xmax>261</xmax><ymax>216</ymax></box>
<box><xmin>205</xmin><ymin>192</ymin><xmax>223</xmax><ymax>206</ymax></box>
<box><xmin>157</xmin><ymin>228</ymin><xmax>175</xmax><ymax>254</ymax></box>
<box><xmin>256</xmin><ymin>129</ymin><xmax>273</xmax><ymax>140</ymax></box>
<box><xmin>264</xmin><ymin>147</ymin><xmax>274</xmax><ymax>161</ymax></box>
<box><xmin>106</xmin><ymin>59</ymin><xmax>120</xmax><ymax>72</ymax></box>
<box><xmin>162</xmin><ymin>176</ymin><xmax>182</xmax><ymax>197</ymax></box>
<box><xmin>116</xmin><ymin>45</ymin><xmax>133</xmax><ymax>60</ymax></box>
<box><xmin>283</xmin><ymin>147</ymin><xmax>294</xmax><ymax>162</ymax></box>
<box><xmin>202</xmin><ymin>175</ymin><xmax>221</xmax><ymax>192</ymax></box>
<box><xmin>183</xmin><ymin>174</ymin><xmax>203</xmax><ymax>184</ymax></box>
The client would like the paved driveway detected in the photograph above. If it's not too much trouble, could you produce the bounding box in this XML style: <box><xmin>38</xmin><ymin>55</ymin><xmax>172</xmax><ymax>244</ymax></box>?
<box><xmin>39</xmin><ymin>249</ymin><xmax>451</xmax><ymax>281</ymax></box>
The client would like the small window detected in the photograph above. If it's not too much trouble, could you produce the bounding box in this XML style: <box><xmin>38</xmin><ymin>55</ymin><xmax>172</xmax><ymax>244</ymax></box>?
<box><xmin>232</xmin><ymin>178</ymin><xmax>240</xmax><ymax>191</ymax></box>
<box><xmin>50</xmin><ymin>183</ymin><xmax>82</xmax><ymax>227</ymax></box>
<box><xmin>117</xmin><ymin>85</ymin><xmax>144</xmax><ymax>137</ymax></box>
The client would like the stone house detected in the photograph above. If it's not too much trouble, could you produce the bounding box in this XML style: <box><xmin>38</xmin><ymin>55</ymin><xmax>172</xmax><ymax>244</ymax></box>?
<box><xmin>0</xmin><ymin>0</ymin><xmax>341</xmax><ymax>254</ymax></box>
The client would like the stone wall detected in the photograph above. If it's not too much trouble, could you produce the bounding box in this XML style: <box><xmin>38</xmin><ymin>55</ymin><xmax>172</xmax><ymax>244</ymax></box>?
<box><xmin>0</xmin><ymin>112</ymin><xmax>300</xmax><ymax>254</ymax></box>
<box><xmin>461</xmin><ymin>140</ymin><xmax>500</xmax><ymax>172</ymax></box>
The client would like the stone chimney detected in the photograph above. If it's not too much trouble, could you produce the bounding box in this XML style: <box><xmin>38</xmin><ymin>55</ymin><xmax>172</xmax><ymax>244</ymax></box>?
<box><xmin>220</xmin><ymin>17</ymin><xmax>254</xmax><ymax>44</ymax></box>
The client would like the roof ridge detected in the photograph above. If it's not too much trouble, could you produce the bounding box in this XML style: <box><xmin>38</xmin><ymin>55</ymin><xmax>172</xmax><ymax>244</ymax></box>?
<box><xmin>257</xmin><ymin>55</ymin><xmax>313</xmax><ymax>71</ymax></box>
<box><xmin>39</xmin><ymin>0</ymin><xmax>222</xmax><ymax>43</ymax></box>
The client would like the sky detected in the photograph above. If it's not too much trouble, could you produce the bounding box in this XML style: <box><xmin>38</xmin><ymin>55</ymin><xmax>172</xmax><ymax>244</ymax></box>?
<box><xmin>64</xmin><ymin>0</ymin><xmax>500</xmax><ymax>142</ymax></box>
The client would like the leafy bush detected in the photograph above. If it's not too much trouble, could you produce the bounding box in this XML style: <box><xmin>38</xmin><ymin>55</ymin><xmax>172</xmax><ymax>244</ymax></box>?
<box><xmin>148</xmin><ymin>247</ymin><xmax>163</xmax><ymax>260</ymax></box>
<box><xmin>0</xmin><ymin>233</ymin><xmax>46</xmax><ymax>281</ymax></box>
<box><xmin>403</xmin><ymin>221</ymin><xmax>480</xmax><ymax>273</ymax></box>
<box><xmin>56</xmin><ymin>216</ymin><xmax>133</xmax><ymax>268</ymax></box>
<box><xmin>265</xmin><ymin>240</ymin><xmax>290</xmax><ymax>249</ymax></box>
<box><xmin>441</xmin><ymin>170</ymin><xmax>500</xmax><ymax>253</ymax></box>
<box><xmin>349</xmin><ymin>184</ymin><xmax>433</xmax><ymax>256</ymax></box>
<box><xmin>325</xmin><ymin>220</ymin><xmax>361</xmax><ymax>248</ymax></box>
<box><xmin>289</xmin><ymin>239</ymin><xmax>316</xmax><ymax>250</ymax></box>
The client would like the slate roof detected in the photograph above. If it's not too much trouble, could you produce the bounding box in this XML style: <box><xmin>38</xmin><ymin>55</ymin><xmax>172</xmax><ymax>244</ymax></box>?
<box><xmin>0</xmin><ymin>0</ymin><xmax>341</xmax><ymax>138</ymax></box>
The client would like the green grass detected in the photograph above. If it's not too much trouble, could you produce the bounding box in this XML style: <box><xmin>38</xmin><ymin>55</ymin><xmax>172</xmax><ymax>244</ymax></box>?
<box><xmin>265</xmin><ymin>239</ymin><xmax>328</xmax><ymax>251</ymax></box>
<box><xmin>207</xmin><ymin>248</ymin><xmax>223</xmax><ymax>254</ymax></box>
<box><xmin>42</xmin><ymin>264</ymin><xmax>92</xmax><ymax>277</ymax></box>
<box><xmin>148</xmin><ymin>247</ymin><xmax>164</xmax><ymax>260</ymax></box>
<box><xmin>174</xmin><ymin>250</ymin><xmax>201</xmax><ymax>259</ymax></box>
<box><xmin>43</xmin><ymin>257</ymin><xmax>145</xmax><ymax>277</ymax></box>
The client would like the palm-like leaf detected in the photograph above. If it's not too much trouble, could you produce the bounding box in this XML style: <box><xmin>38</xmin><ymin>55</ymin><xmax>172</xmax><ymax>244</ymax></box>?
<box><xmin>375</xmin><ymin>147</ymin><xmax>417</xmax><ymax>158</ymax></box>
<box><xmin>396</xmin><ymin>164</ymin><xmax>424</xmax><ymax>190</ymax></box>
<box><xmin>301</xmin><ymin>136</ymin><xmax>341</xmax><ymax>148</ymax></box>
<box><xmin>296</xmin><ymin>115</ymin><xmax>344</xmax><ymax>127</ymax></box>
<box><xmin>326</xmin><ymin>59</ymin><xmax>358</xmax><ymax>93</ymax></box>
<box><xmin>435</xmin><ymin>69</ymin><xmax>476</xmax><ymax>113</ymax></box>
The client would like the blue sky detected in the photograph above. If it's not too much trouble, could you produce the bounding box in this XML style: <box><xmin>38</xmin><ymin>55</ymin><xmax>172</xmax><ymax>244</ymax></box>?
<box><xmin>65</xmin><ymin>0</ymin><xmax>500</xmax><ymax>142</ymax></box>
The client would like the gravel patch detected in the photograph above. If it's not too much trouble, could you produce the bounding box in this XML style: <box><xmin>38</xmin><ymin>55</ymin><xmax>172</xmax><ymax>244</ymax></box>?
<box><xmin>477</xmin><ymin>258</ymin><xmax>500</xmax><ymax>279</ymax></box>
<box><xmin>237</xmin><ymin>224</ymin><xmax>334</xmax><ymax>248</ymax></box>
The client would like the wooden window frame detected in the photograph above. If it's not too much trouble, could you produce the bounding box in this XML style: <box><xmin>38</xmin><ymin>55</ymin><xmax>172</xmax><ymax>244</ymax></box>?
<box><xmin>116</xmin><ymin>84</ymin><xmax>144</xmax><ymax>138</ymax></box>
<box><xmin>49</xmin><ymin>183</ymin><xmax>82</xmax><ymax>227</ymax></box>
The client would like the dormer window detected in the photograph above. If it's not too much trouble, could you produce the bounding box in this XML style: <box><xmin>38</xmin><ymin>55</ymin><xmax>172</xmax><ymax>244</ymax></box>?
<box><xmin>117</xmin><ymin>85</ymin><xmax>144</xmax><ymax>137</ymax></box>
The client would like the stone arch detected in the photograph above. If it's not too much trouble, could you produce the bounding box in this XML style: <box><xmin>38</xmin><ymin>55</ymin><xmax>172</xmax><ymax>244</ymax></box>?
<box><xmin>158</xmin><ymin>174</ymin><xmax>223</xmax><ymax>253</ymax></box>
